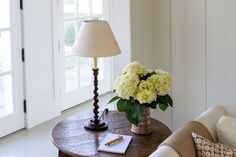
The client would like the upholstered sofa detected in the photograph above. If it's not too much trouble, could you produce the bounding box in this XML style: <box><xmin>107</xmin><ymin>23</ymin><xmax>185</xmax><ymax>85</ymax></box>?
<box><xmin>149</xmin><ymin>105</ymin><xmax>236</xmax><ymax>157</ymax></box>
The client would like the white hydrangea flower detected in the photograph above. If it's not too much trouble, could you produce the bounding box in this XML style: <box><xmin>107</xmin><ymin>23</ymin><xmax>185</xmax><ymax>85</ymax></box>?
<box><xmin>148</xmin><ymin>71</ymin><xmax>172</xmax><ymax>96</ymax></box>
<box><xmin>155</xmin><ymin>69</ymin><xmax>168</xmax><ymax>75</ymax></box>
<box><xmin>135</xmin><ymin>80</ymin><xmax>157</xmax><ymax>104</ymax></box>
<box><xmin>123</xmin><ymin>61</ymin><xmax>148</xmax><ymax>76</ymax></box>
<box><xmin>113</xmin><ymin>62</ymin><xmax>172</xmax><ymax>104</ymax></box>
<box><xmin>114</xmin><ymin>73</ymin><xmax>140</xmax><ymax>100</ymax></box>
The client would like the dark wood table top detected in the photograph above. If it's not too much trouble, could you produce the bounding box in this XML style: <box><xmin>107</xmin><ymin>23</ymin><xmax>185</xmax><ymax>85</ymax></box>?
<box><xmin>51</xmin><ymin>111</ymin><xmax>171</xmax><ymax>157</ymax></box>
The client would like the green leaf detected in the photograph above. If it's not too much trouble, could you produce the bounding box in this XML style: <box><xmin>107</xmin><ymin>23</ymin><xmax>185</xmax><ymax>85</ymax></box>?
<box><xmin>126</xmin><ymin>110</ymin><xmax>138</xmax><ymax>126</ymax></box>
<box><xmin>156</xmin><ymin>94</ymin><xmax>173</xmax><ymax>108</ymax></box>
<box><xmin>150</xmin><ymin>101</ymin><xmax>158</xmax><ymax>109</ymax></box>
<box><xmin>165</xmin><ymin>95</ymin><xmax>173</xmax><ymax>107</ymax></box>
<box><xmin>125</xmin><ymin>101</ymin><xmax>144</xmax><ymax>126</ymax></box>
<box><xmin>126</xmin><ymin>100</ymin><xmax>133</xmax><ymax>110</ymax></box>
<box><xmin>108</xmin><ymin>96</ymin><xmax>120</xmax><ymax>104</ymax></box>
<box><xmin>159</xmin><ymin>103</ymin><xmax>168</xmax><ymax>111</ymax></box>
<box><xmin>116</xmin><ymin>99</ymin><xmax>145</xmax><ymax>126</ymax></box>
<box><xmin>117</xmin><ymin>99</ymin><xmax>127</xmax><ymax>112</ymax></box>
<box><xmin>135</xmin><ymin>102</ymin><xmax>144</xmax><ymax>122</ymax></box>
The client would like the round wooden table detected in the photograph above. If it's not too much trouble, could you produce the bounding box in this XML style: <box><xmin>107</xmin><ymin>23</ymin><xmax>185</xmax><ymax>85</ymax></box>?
<box><xmin>51</xmin><ymin>111</ymin><xmax>171</xmax><ymax>157</ymax></box>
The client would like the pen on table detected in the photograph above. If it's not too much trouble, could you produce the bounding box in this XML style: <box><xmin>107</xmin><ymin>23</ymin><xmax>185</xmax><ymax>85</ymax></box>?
<box><xmin>105</xmin><ymin>136</ymin><xmax>123</xmax><ymax>146</ymax></box>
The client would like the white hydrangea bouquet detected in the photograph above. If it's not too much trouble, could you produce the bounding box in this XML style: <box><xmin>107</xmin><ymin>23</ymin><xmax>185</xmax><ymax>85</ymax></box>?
<box><xmin>109</xmin><ymin>62</ymin><xmax>173</xmax><ymax>126</ymax></box>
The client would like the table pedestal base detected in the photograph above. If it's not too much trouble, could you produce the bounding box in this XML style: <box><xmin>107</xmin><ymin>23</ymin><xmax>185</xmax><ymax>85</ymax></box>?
<box><xmin>59</xmin><ymin>151</ymin><xmax>71</xmax><ymax>157</ymax></box>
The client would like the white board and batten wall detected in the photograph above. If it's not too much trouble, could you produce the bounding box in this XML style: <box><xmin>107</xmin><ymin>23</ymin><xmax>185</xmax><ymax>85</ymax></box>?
<box><xmin>152</xmin><ymin>0</ymin><xmax>172</xmax><ymax>128</ymax></box>
<box><xmin>111</xmin><ymin>0</ymin><xmax>132</xmax><ymax>78</ymax></box>
<box><xmin>170</xmin><ymin>0</ymin><xmax>207</xmax><ymax>131</ymax></box>
<box><xmin>154</xmin><ymin>0</ymin><xmax>236</xmax><ymax>131</ymax></box>
<box><xmin>128</xmin><ymin>0</ymin><xmax>173</xmax><ymax>128</ymax></box>
<box><xmin>206</xmin><ymin>0</ymin><xmax>236</xmax><ymax>108</ymax></box>
<box><xmin>130</xmin><ymin>0</ymin><xmax>154</xmax><ymax>69</ymax></box>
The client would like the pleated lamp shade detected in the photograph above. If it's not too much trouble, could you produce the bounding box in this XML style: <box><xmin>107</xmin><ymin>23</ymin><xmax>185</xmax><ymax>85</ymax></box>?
<box><xmin>73</xmin><ymin>20</ymin><xmax>121</xmax><ymax>57</ymax></box>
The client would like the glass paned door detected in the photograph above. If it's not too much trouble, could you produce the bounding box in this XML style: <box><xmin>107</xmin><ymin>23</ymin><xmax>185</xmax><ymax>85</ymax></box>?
<box><xmin>61</xmin><ymin>0</ymin><xmax>111</xmax><ymax>110</ymax></box>
<box><xmin>0</xmin><ymin>0</ymin><xmax>24</xmax><ymax>137</ymax></box>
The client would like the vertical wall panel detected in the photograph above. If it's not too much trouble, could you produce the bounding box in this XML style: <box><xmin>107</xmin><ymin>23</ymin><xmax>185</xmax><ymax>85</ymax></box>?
<box><xmin>153</xmin><ymin>0</ymin><xmax>236</xmax><ymax>130</ymax></box>
<box><xmin>171</xmin><ymin>0</ymin><xmax>206</xmax><ymax>130</ymax></box>
<box><xmin>152</xmin><ymin>0</ymin><xmax>172</xmax><ymax>129</ymax></box>
<box><xmin>130</xmin><ymin>0</ymin><xmax>154</xmax><ymax>69</ymax></box>
<box><xmin>207</xmin><ymin>0</ymin><xmax>236</xmax><ymax>108</ymax></box>
<box><xmin>111</xmin><ymin>0</ymin><xmax>131</xmax><ymax>79</ymax></box>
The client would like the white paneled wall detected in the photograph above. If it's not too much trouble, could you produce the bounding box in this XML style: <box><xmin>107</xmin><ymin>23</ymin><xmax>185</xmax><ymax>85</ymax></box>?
<box><xmin>206</xmin><ymin>0</ymin><xmax>236</xmax><ymax>108</ymax></box>
<box><xmin>130</xmin><ymin>0</ymin><xmax>154</xmax><ymax>69</ymax></box>
<box><xmin>111</xmin><ymin>0</ymin><xmax>132</xmax><ymax>78</ymax></box>
<box><xmin>154</xmin><ymin>0</ymin><xmax>236</xmax><ymax>130</ymax></box>
<box><xmin>151</xmin><ymin>0</ymin><xmax>172</xmax><ymax>129</ymax></box>
<box><xmin>171</xmin><ymin>0</ymin><xmax>206</xmax><ymax>130</ymax></box>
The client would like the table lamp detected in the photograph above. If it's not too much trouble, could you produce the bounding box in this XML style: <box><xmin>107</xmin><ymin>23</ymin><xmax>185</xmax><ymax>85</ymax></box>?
<box><xmin>73</xmin><ymin>20</ymin><xmax>121</xmax><ymax>131</ymax></box>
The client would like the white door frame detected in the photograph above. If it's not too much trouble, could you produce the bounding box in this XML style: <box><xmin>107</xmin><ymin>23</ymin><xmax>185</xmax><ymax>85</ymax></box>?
<box><xmin>0</xmin><ymin>0</ymin><xmax>25</xmax><ymax>137</ymax></box>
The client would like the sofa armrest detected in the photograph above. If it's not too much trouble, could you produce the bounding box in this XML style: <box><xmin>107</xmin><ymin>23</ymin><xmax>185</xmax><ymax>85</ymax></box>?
<box><xmin>150</xmin><ymin>105</ymin><xmax>226</xmax><ymax>157</ymax></box>
<box><xmin>195</xmin><ymin>105</ymin><xmax>225</xmax><ymax>142</ymax></box>
<box><xmin>151</xmin><ymin>121</ymin><xmax>213</xmax><ymax>157</ymax></box>
<box><xmin>149</xmin><ymin>146</ymin><xmax>179</xmax><ymax>157</ymax></box>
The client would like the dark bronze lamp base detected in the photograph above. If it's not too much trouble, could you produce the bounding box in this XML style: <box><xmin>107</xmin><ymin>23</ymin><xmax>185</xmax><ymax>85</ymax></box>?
<box><xmin>85</xmin><ymin>68</ymin><xmax>108</xmax><ymax>131</ymax></box>
<box><xmin>84</xmin><ymin>119</ymin><xmax>108</xmax><ymax>131</ymax></box>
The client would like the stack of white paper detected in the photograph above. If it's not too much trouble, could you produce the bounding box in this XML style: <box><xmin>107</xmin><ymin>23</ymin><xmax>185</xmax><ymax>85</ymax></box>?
<box><xmin>98</xmin><ymin>133</ymin><xmax>132</xmax><ymax>154</ymax></box>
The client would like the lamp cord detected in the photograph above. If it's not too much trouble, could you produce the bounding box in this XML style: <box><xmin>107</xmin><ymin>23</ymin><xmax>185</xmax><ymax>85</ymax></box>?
<box><xmin>99</xmin><ymin>108</ymin><xmax>109</xmax><ymax>121</ymax></box>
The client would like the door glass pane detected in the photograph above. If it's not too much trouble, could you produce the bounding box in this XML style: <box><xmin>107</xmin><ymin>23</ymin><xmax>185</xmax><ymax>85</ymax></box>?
<box><xmin>92</xmin><ymin>0</ymin><xmax>103</xmax><ymax>15</ymax></box>
<box><xmin>64</xmin><ymin>0</ymin><xmax>76</xmax><ymax>19</ymax></box>
<box><xmin>63</xmin><ymin>0</ymin><xmax>106</xmax><ymax>95</ymax></box>
<box><xmin>0</xmin><ymin>0</ymin><xmax>10</xmax><ymax>28</ymax></box>
<box><xmin>64</xmin><ymin>20</ymin><xmax>78</xmax><ymax>92</ymax></box>
<box><xmin>0</xmin><ymin>75</ymin><xmax>13</xmax><ymax>117</ymax></box>
<box><xmin>0</xmin><ymin>31</ymin><xmax>11</xmax><ymax>73</ymax></box>
<box><xmin>78</xmin><ymin>0</ymin><xmax>90</xmax><ymax>16</ymax></box>
<box><xmin>65</xmin><ymin>56</ymin><xmax>78</xmax><ymax>92</ymax></box>
<box><xmin>64</xmin><ymin>21</ymin><xmax>76</xmax><ymax>53</ymax></box>
<box><xmin>79</xmin><ymin>57</ymin><xmax>92</xmax><ymax>87</ymax></box>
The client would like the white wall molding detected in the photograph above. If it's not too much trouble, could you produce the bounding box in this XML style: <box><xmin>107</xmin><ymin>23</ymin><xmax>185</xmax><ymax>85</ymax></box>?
<box><xmin>154</xmin><ymin>0</ymin><xmax>236</xmax><ymax>131</ymax></box>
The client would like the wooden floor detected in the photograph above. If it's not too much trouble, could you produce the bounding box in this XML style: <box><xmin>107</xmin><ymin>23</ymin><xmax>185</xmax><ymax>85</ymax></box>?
<box><xmin>0</xmin><ymin>94</ymin><xmax>115</xmax><ymax>157</ymax></box>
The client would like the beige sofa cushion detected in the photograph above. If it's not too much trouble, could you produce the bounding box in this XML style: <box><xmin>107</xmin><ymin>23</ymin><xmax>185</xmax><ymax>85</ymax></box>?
<box><xmin>224</xmin><ymin>106</ymin><xmax>236</xmax><ymax>117</ymax></box>
<box><xmin>216</xmin><ymin>116</ymin><xmax>236</xmax><ymax>148</ymax></box>
<box><xmin>195</xmin><ymin>105</ymin><xmax>225</xmax><ymax>142</ymax></box>
<box><xmin>159</xmin><ymin>121</ymin><xmax>213</xmax><ymax>157</ymax></box>
<box><xmin>149</xmin><ymin>146</ymin><xmax>179</xmax><ymax>157</ymax></box>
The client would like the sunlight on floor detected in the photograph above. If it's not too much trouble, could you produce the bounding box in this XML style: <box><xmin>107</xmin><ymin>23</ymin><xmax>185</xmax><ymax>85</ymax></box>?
<box><xmin>0</xmin><ymin>93</ymin><xmax>115</xmax><ymax>157</ymax></box>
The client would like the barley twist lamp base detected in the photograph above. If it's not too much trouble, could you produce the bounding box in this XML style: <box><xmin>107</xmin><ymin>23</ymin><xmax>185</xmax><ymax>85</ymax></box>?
<box><xmin>84</xmin><ymin>67</ymin><xmax>108</xmax><ymax>131</ymax></box>
<box><xmin>84</xmin><ymin>119</ymin><xmax>108</xmax><ymax>131</ymax></box>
